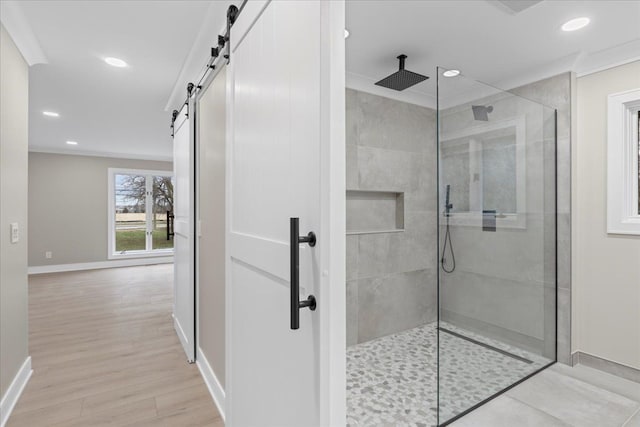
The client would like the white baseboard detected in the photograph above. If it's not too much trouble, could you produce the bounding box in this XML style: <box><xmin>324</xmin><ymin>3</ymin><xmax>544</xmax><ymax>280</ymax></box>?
<box><xmin>196</xmin><ymin>348</ymin><xmax>225</xmax><ymax>421</ymax></box>
<box><xmin>0</xmin><ymin>356</ymin><xmax>32</xmax><ymax>427</ymax></box>
<box><xmin>28</xmin><ymin>257</ymin><xmax>173</xmax><ymax>275</ymax></box>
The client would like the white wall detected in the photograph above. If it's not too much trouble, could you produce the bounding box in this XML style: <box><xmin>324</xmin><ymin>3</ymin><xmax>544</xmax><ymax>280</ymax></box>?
<box><xmin>28</xmin><ymin>152</ymin><xmax>172</xmax><ymax>267</ymax></box>
<box><xmin>0</xmin><ymin>22</ymin><xmax>30</xmax><ymax>404</ymax></box>
<box><xmin>197</xmin><ymin>66</ymin><xmax>227</xmax><ymax>394</ymax></box>
<box><xmin>574</xmin><ymin>61</ymin><xmax>640</xmax><ymax>370</ymax></box>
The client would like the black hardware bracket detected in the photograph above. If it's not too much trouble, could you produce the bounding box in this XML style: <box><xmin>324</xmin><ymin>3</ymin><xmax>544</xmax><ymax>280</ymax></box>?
<box><xmin>166</xmin><ymin>211</ymin><xmax>175</xmax><ymax>240</ymax></box>
<box><xmin>224</xmin><ymin>5</ymin><xmax>239</xmax><ymax>62</ymax></box>
<box><xmin>170</xmin><ymin>109</ymin><xmax>179</xmax><ymax>137</ymax></box>
<box><xmin>168</xmin><ymin>1</ymin><xmax>246</xmax><ymax>132</ymax></box>
<box><xmin>290</xmin><ymin>218</ymin><xmax>317</xmax><ymax>330</ymax></box>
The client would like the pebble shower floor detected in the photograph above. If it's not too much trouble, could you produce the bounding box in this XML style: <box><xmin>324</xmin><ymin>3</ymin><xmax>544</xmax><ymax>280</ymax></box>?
<box><xmin>346</xmin><ymin>322</ymin><xmax>551</xmax><ymax>426</ymax></box>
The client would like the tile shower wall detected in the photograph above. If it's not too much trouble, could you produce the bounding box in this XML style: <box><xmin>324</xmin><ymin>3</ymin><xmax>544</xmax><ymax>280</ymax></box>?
<box><xmin>346</xmin><ymin>88</ymin><xmax>437</xmax><ymax>345</ymax></box>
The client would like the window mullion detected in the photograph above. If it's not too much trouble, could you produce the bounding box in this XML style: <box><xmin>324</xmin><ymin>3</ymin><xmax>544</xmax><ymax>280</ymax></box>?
<box><xmin>146</xmin><ymin>175</ymin><xmax>153</xmax><ymax>251</ymax></box>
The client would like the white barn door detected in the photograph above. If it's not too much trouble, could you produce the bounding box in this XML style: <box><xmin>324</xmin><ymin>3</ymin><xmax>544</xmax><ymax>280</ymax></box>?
<box><xmin>173</xmin><ymin>102</ymin><xmax>195</xmax><ymax>362</ymax></box>
<box><xmin>225</xmin><ymin>1</ymin><xmax>345</xmax><ymax>426</ymax></box>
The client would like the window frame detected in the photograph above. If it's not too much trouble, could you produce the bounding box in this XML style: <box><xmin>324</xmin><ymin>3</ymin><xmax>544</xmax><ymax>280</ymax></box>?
<box><xmin>107</xmin><ymin>167</ymin><xmax>175</xmax><ymax>259</ymax></box>
<box><xmin>607</xmin><ymin>88</ymin><xmax>640</xmax><ymax>235</ymax></box>
<box><xmin>439</xmin><ymin>117</ymin><xmax>527</xmax><ymax>229</ymax></box>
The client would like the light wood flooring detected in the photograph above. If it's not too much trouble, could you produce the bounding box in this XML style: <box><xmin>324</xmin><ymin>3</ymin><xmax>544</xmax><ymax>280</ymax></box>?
<box><xmin>8</xmin><ymin>264</ymin><xmax>222</xmax><ymax>427</ymax></box>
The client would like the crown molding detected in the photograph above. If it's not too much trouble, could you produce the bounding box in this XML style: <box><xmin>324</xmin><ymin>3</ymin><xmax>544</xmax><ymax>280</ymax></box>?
<box><xmin>29</xmin><ymin>146</ymin><xmax>173</xmax><ymax>163</ymax></box>
<box><xmin>493</xmin><ymin>39</ymin><xmax>640</xmax><ymax>90</ymax></box>
<box><xmin>0</xmin><ymin>1</ymin><xmax>47</xmax><ymax>66</ymax></box>
<box><xmin>574</xmin><ymin>39</ymin><xmax>640</xmax><ymax>77</ymax></box>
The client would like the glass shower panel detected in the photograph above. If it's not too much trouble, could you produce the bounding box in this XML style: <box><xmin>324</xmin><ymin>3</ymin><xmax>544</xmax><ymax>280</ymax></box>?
<box><xmin>437</xmin><ymin>67</ymin><xmax>557</xmax><ymax>425</ymax></box>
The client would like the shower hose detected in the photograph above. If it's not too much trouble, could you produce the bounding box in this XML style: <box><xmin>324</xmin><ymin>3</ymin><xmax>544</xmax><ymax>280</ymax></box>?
<box><xmin>441</xmin><ymin>214</ymin><xmax>456</xmax><ymax>273</ymax></box>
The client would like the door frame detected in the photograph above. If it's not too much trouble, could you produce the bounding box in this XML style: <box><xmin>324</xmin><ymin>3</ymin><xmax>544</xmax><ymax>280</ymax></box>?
<box><xmin>224</xmin><ymin>1</ymin><xmax>346</xmax><ymax>424</ymax></box>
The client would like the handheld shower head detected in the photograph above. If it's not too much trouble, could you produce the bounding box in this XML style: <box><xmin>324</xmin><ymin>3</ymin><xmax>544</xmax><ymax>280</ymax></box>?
<box><xmin>442</xmin><ymin>184</ymin><xmax>456</xmax><ymax>273</ymax></box>
<box><xmin>445</xmin><ymin>184</ymin><xmax>453</xmax><ymax>216</ymax></box>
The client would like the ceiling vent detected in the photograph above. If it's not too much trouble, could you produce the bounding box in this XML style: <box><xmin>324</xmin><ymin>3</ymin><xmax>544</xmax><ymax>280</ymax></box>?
<box><xmin>493</xmin><ymin>0</ymin><xmax>543</xmax><ymax>14</ymax></box>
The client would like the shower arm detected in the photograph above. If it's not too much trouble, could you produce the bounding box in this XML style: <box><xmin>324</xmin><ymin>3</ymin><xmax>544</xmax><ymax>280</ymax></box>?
<box><xmin>397</xmin><ymin>54</ymin><xmax>406</xmax><ymax>70</ymax></box>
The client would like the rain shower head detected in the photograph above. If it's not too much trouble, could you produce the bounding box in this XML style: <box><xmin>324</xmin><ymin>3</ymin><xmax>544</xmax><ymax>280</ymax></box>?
<box><xmin>472</xmin><ymin>105</ymin><xmax>494</xmax><ymax>121</ymax></box>
<box><xmin>375</xmin><ymin>55</ymin><xmax>429</xmax><ymax>91</ymax></box>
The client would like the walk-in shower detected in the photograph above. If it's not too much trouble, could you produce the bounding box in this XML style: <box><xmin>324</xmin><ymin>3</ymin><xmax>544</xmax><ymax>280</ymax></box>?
<box><xmin>346</xmin><ymin>67</ymin><xmax>557</xmax><ymax>426</ymax></box>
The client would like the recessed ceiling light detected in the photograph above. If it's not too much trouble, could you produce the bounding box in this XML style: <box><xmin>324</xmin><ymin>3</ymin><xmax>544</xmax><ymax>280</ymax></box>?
<box><xmin>344</xmin><ymin>29</ymin><xmax>350</xmax><ymax>39</ymax></box>
<box><xmin>104</xmin><ymin>57</ymin><xmax>128</xmax><ymax>67</ymax></box>
<box><xmin>43</xmin><ymin>111</ymin><xmax>60</xmax><ymax>117</ymax></box>
<box><xmin>66</xmin><ymin>141</ymin><xmax>78</xmax><ymax>145</ymax></box>
<box><xmin>561</xmin><ymin>17</ymin><xmax>590</xmax><ymax>32</ymax></box>
<box><xmin>443</xmin><ymin>69</ymin><xmax>460</xmax><ymax>77</ymax></box>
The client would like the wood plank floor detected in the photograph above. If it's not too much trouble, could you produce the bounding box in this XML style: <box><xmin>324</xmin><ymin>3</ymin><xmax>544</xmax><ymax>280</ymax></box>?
<box><xmin>8</xmin><ymin>264</ymin><xmax>222</xmax><ymax>427</ymax></box>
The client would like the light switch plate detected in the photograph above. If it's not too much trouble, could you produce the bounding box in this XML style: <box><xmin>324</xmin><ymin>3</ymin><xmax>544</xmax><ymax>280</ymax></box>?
<box><xmin>10</xmin><ymin>223</ymin><xmax>19</xmax><ymax>243</ymax></box>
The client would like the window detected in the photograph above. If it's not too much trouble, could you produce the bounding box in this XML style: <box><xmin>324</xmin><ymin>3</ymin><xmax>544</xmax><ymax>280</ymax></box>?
<box><xmin>607</xmin><ymin>88</ymin><xmax>640</xmax><ymax>235</ymax></box>
<box><xmin>108</xmin><ymin>168</ymin><xmax>174</xmax><ymax>258</ymax></box>
<box><xmin>440</xmin><ymin>117</ymin><xmax>526</xmax><ymax>228</ymax></box>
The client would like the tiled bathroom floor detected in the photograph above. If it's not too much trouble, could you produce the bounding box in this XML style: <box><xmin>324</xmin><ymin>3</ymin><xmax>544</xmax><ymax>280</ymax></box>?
<box><xmin>451</xmin><ymin>363</ymin><xmax>640</xmax><ymax>427</ymax></box>
<box><xmin>347</xmin><ymin>322</ymin><xmax>640</xmax><ymax>427</ymax></box>
<box><xmin>346</xmin><ymin>322</ymin><xmax>551</xmax><ymax>426</ymax></box>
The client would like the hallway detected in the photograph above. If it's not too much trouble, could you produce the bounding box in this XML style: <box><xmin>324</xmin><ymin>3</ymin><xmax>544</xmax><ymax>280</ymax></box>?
<box><xmin>7</xmin><ymin>265</ymin><xmax>221</xmax><ymax>427</ymax></box>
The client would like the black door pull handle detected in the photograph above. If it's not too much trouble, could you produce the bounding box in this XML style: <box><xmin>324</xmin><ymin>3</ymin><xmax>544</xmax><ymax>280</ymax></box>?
<box><xmin>290</xmin><ymin>217</ymin><xmax>317</xmax><ymax>330</ymax></box>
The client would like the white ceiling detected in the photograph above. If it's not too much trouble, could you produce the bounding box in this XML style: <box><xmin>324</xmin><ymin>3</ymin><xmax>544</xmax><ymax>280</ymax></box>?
<box><xmin>346</xmin><ymin>0</ymin><xmax>640</xmax><ymax>107</ymax></box>
<box><xmin>14</xmin><ymin>1</ymin><xmax>214</xmax><ymax>161</ymax></box>
<box><xmin>6</xmin><ymin>1</ymin><xmax>639</xmax><ymax>160</ymax></box>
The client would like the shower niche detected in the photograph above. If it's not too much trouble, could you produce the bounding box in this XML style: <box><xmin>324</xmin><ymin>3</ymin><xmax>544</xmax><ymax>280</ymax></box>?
<box><xmin>346</xmin><ymin>190</ymin><xmax>405</xmax><ymax>234</ymax></box>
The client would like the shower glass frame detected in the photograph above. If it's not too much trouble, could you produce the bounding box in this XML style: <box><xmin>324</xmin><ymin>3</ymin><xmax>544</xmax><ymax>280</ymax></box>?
<box><xmin>436</xmin><ymin>66</ymin><xmax>558</xmax><ymax>426</ymax></box>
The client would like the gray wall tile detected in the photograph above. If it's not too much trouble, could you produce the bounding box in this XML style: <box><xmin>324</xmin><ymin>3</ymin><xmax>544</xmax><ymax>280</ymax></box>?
<box><xmin>346</xmin><ymin>89</ymin><xmax>437</xmax><ymax>345</ymax></box>
<box><xmin>441</xmin><ymin>270</ymin><xmax>546</xmax><ymax>340</ymax></box>
<box><xmin>347</xmin><ymin>280</ymin><xmax>358</xmax><ymax>346</ymax></box>
<box><xmin>557</xmin><ymin>288</ymin><xmax>571</xmax><ymax>365</ymax></box>
<box><xmin>346</xmin><ymin>144</ymin><xmax>358</xmax><ymax>189</ymax></box>
<box><xmin>358</xmin><ymin>145</ymin><xmax>422</xmax><ymax>191</ymax></box>
<box><xmin>358</xmin><ymin>269</ymin><xmax>437</xmax><ymax>343</ymax></box>
<box><xmin>346</xmin><ymin>235</ymin><xmax>359</xmax><ymax>281</ymax></box>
